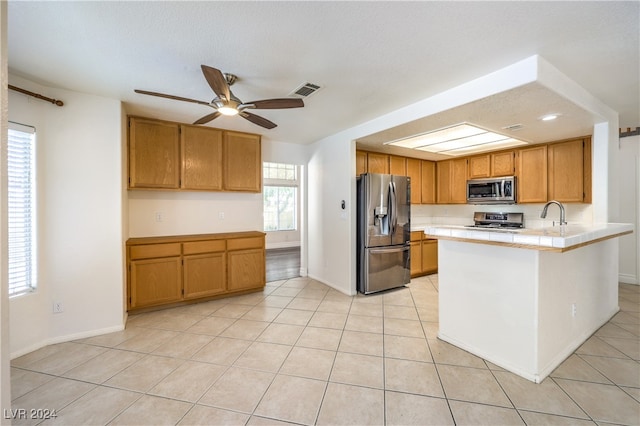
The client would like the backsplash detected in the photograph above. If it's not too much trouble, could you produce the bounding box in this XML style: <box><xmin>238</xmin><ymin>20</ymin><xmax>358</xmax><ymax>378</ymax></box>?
<box><xmin>412</xmin><ymin>203</ymin><xmax>593</xmax><ymax>229</ymax></box>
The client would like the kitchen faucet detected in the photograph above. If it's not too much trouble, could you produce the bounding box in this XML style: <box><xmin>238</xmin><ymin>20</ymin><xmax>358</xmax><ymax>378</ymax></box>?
<box><xmin>540</xmin><ymin>200</ymin><xmax>567</xmax><ymax>226</ymax></box>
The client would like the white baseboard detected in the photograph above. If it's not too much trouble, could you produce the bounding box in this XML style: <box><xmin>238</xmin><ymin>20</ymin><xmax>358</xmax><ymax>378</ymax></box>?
<box><xmin>10</xmin><ymin>323</ymin><xmax>126</xmax><ymax>360</ymax></box>
<box><xmin>266</xmin><ymin>242</ymin><xmax>301</xmax><ymax>250</ymax></box>
<box><xmin>307</xmin><ymin>273</ymin><xmax>356</xmax><ymax>296</ymax></box>
<box><xmin>619</xmin><ymin>273</ymin><xmax>639</xmax><ymax>285</ymax></box>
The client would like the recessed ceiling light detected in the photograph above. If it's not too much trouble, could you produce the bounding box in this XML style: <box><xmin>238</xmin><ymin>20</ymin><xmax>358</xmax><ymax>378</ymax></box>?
<box><xmin>541</xmin><ymin>114</ymin><xmax>559</xmax><ymax>121</ymax></box>
<box><xmin>384</xmin><ymin>123</ymin><xmax>527</xmax><ymax>156</ymax></box>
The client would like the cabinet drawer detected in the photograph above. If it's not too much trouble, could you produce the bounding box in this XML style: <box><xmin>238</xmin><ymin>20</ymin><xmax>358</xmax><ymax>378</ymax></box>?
<box><xmin>130</xmin><ymin>243</ymin><xmax>181</xmax><ymax>260</ymax></box>
<box><xmin>410</xmin><ymin>231</ymin><xmax>423</xmax><ymax>242</ymax></box>
<box><xmin>227</xmin><ymin>237</ymin><xmax>264</xmax><ymax>251</ymax></box>
<box><xmin>183</xmin><ymin>240</ymin><xmax>226</xmax><ymax>255</ymax></box>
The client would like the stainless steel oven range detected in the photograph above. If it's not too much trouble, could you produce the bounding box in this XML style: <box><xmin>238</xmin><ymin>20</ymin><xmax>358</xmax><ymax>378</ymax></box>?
<box><xmin>466</xmin><ymin>211</ymin><xmax>524</xmax><ymax>230</ymax></box>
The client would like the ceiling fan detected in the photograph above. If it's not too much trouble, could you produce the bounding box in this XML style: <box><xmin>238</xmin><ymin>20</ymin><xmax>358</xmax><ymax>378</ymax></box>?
<box><xmin>135</xmin><ymin>65</ymin><xmax>304</xmax><ymax>129</ymax></box>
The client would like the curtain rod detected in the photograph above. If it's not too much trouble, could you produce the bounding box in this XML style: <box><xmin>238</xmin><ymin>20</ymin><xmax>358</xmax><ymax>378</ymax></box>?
<box><xmin>8</xmin><ymin>84</ymin><xmax>64</xmax><ymax>107</ymax></box>
<box><xmin>619</xmin><ymin>127</ymin><xmax>640</xmax><ymax>138</ymax></box>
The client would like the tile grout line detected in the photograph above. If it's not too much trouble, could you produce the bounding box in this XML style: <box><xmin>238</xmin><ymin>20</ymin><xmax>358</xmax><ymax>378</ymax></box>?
<box><xmin>10</xmin><ymin>279</ymin><xmax>639</xmax><ymax>425</ymax></box>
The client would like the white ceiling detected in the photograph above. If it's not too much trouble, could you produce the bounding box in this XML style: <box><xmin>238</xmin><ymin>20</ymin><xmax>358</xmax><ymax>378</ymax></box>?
<box><xmin>7</xmin><ymin>1</ymin><xmax>639</xmax><ymax>153</ymax></box>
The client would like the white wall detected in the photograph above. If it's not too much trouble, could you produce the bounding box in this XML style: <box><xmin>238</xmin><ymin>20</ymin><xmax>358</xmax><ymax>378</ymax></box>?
<box><xmin>307</xmin><ymin>137</ymin><xmax>355</xmax><ymax>294</ymax></box>
<box><xmin>8</xmin><ymin>75</ymin><xmax>125</xmax><ymax>357</ymax></box>
<box><xmin>1</xmin><ymin>0</ymin><xmax>11</xmax><ymax>416</ymax></box>
<box><xmin>618</xmin><ymin>135</ymin><xmax>639</xmax><ymax>284</ymax></box>
<box><xmin>128</xmin><ymin>190</ymin><xmax>263</xmax><ymax>237</ymax></box>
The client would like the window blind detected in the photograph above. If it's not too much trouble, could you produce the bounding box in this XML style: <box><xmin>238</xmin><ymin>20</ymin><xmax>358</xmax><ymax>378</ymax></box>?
<box><xmin>8</xmin><ymin>124</ymin><xmax>36</xmax><ymax>297</ymax></box>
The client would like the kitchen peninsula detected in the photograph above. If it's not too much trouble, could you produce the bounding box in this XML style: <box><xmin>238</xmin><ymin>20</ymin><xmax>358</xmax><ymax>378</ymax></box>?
<box><xmin>424</xmin><ymin>223</ymin><xmax>633</xmax><ymax>383</ymax></box>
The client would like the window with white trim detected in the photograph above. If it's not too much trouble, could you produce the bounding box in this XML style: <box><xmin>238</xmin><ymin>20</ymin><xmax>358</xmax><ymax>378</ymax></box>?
<box><xmin>8</xmin><ymin>123</ymin><xmax>37</xmax><ymax>297</ymax></box>
<box><xmin>263</xmin><ymin>162</ymin><xmax>298</xmax><ymax>232</ymax></box>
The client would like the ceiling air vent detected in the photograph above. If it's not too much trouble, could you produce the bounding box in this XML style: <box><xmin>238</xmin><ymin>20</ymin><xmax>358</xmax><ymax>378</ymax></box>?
<box><xmin>502</xmin><ymin>123</ymin><xmax>525</xmax><ymax>132</ymax></box>
<box><xmin>289</xmin><ymin>82</ymin><xmax>322</xmax><ymax>99</ymax></box>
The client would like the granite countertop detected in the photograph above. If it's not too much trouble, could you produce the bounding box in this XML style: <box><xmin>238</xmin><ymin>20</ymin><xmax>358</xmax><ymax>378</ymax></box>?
<box><xmin>421</xmin><ymin>223</ymin><xmax>634</xmax><ymax>251</ymax></box>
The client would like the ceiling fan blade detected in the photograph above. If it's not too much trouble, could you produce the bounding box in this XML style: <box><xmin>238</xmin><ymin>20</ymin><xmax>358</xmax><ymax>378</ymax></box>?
<box><xmin>239</xmin><ymin>111</ymin><xmax>277</xmax><ymax>129</ymax></box>
<box><xmin>201</xmin><ymin>65</ymin><xmax>231</xmax><ymax>101</ymax></box>
<box><xmin>241</xmin><ymin>98</ymin><xmax>304</xmax><ymax>109</ymax></box>
<box><xmin>193</xmin><ymin>111</ymin><xmax>222</xmax><ymax>125</ymax></box>
<box><xmin>134</xmin><ymin>89</ymin><xmax>210</xmax><ymax>106</ymax></box>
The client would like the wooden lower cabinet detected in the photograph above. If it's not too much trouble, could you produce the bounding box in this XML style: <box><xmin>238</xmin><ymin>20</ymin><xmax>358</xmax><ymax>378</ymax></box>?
<box><xmin>410</xmin><ymin>231</ymin><xmax>438</xmax><ymax>277</ymax></box>
<box><xmin>228</xmin><ymin>249</ymin><xmax>266</xmax><ymax>292</ymax></box>
<box><xmin>410</xmin><ymin>240</ymin><xmax>422</xmax><ymax>277</ymax></box>
<box><xmin>421</xmin><ymin>239</ymin><xmax>438</xmax><ymax>274</ymax></box>
<box><xmin>127</xmin><ymin>231</ymin><xmax>265</xmax><ymax>312</ymax></box>
<box><xmin>183</xmin><ymin>253</ymin><xmax>226</xmax><ymax>299</ymax></box>
<box><xmin>130</xmin><ymin>257</ymin><xmax>182</xmax><ymax>308</ymax></box>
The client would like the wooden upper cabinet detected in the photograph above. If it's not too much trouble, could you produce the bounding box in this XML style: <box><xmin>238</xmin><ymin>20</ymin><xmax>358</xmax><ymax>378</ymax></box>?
<box><xmin>450</xmin><ymin>158</ymin><xmax>468</xmax><ymax>203</ymax></box>
<box><xmin>517</xmin><ymin>145</ymin><xmax>547</xmax><ymax>203</ymax></box>
<box><xmin>181</xmin><ymin>125</ymin><xmax>223</xmax><ymax>190</ymax></box>
<box><xmin>421</xmin><ymin>160</ymin><xmax>436</xmax><ymax>204</ymax></box>
<box><xmin>223</xmin><ymin>131</ymin><xmax>262</xmax><ymax>192</ymax></box>
<box><xmin>583</xmin><ymin>138</ymin><xmax>592</xmax><ymax>203</ymax></box>
<box><xmin>548</xmin><ymin>138</ymin><xmax>586</xmax><ymax>202</ymax></box>
<box><xmin>468</xmin><ymin>155</ymin><xmax>491</xmax><ymax>179</ymax></box>
<box><xmin>389</xmin><ymin>155</ymin><xmax>407</xmax><ymax>175</ymax></box>
<box><xmin>469</xmin><ymin>151</ymin><xmax>514</xmax><ymax>179</ymax></box>
<box><xmin>367</xmin><ymin>152</ymin><xmax>390</xmax><ymax>174</ymax></box>
<box><xmin>406</xmin><ymin>158</ymin><xmax>422</xmax><ymax>205</ymax></box>
<box><xmin>436</xmin><ymin>160</ymin><xmax>452</xmax><ymax>204</ymax></box>
<box><xmin>491</xmin><ymin>151</ymin><xmax>515</xmax><ymax>177</ymax></box>
<box><xmin>129</xmin><ymin>117</ymin><xmax>180</xmax><ymax>189</ymax></box>
<box><xmin>437</xmin><ymin>158</ymin><xmax>467</xmax><ymax>204</ymax></box>
<box><xmin>356</xmin><ymin>150</ymin><xmax>367</xmax><ymax>176</ymax></box>
<box><xmin>128</xmin><ymin>116</ymin><xmax>262</xmax><ymax>193</ymax></box>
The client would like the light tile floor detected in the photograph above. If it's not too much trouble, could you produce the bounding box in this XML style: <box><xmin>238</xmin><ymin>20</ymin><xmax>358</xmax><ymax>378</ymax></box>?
<box><xmin>10</xmin><ymin>275</ymin><xmax>640</xmax><ymax>425</ymax></box>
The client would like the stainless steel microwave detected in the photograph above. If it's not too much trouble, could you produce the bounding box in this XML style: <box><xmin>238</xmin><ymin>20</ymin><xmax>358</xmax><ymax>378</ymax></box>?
<box><xmin>467</xmin><ymin>176</ymin><xmax>516</xmax><ymax>204</ymax></box>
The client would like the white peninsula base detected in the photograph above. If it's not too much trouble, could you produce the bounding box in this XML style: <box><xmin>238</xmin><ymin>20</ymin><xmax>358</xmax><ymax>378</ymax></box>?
<box><xmin>437</xmin><ymin>238</ymin><xmax>620</xmax><ymax>383</ymax></box>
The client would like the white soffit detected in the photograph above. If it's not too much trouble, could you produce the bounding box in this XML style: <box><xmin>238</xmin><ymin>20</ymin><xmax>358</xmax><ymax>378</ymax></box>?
<box><xmin>357</xmin><ymin>80</ymin><xmax>599</xmax><ymax>161</ymax></box>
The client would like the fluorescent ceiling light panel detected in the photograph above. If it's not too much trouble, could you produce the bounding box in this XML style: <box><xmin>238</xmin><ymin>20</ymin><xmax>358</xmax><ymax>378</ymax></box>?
<box><xmin>385</xmin><ymin>123</ymin><xmax>527</xmax><ymax>156</ymax></box>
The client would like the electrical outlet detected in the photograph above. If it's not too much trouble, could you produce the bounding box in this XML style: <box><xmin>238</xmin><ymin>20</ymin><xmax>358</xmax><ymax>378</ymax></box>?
<box><xmin>571</xmin><ymin>303</ymin><xmax>577</xmax><ymax>317</ymax></box>
<box><xmin>155</xmin><ymin>212</ymin><xmax>164</xmax><ymax>222</ymax></box>
<box><xmin>53</xmin><ymin>302</ymin><xmax>63</xmax><ymax>314</ymax></box>
<box><xmin>218</xmin><ymin>212</ymin><xmax>225</xmax><ymax>220</ymax></box>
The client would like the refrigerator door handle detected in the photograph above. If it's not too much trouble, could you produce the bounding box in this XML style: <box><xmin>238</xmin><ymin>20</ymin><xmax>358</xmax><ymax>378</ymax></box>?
<box><xmin>369</xmin><ymin>246</ymin><xmax>410</xmax><ymax>255</ymax></box>
<box><xmin>389</xmin><ymin>181</ymin><xmax>397</xmax><ymax>235</ymax></box>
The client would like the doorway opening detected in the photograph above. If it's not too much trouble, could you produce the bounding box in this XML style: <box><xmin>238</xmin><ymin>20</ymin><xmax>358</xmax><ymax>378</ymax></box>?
<box><xmin>266</xmin><ymin>247</ymin><xmax>301</xmax><ymax>282</ymax></box>
<box><xmin>263</xmin><ymin>162</ymin><xmax>302</xmax><ymax>282</ymax></box>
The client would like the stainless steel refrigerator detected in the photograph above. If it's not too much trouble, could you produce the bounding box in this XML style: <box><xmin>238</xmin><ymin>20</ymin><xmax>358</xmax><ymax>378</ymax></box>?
<box><xmin>357</xmin><ymin>173</ymin><xmax>411</xmax><ymax>294</ymax></box>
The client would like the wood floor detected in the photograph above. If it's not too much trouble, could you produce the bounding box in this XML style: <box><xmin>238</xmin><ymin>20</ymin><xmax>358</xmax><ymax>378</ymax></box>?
<box><xmin>266</xmin><ymin>246</ymin><xmax>301</xmax><ymax>282</ymax></box>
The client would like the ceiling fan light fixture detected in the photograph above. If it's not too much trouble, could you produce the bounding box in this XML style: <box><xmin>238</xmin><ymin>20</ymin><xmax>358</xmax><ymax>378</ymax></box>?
<box><xmin>218</xmin><ymin>106</ymin><xmax>239</xmax><ymax>116</ymax></box>
<box><xmin>135</xmin><ymin>65</ymin><xmax>304</xmax><ymax>129</ymax></box>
